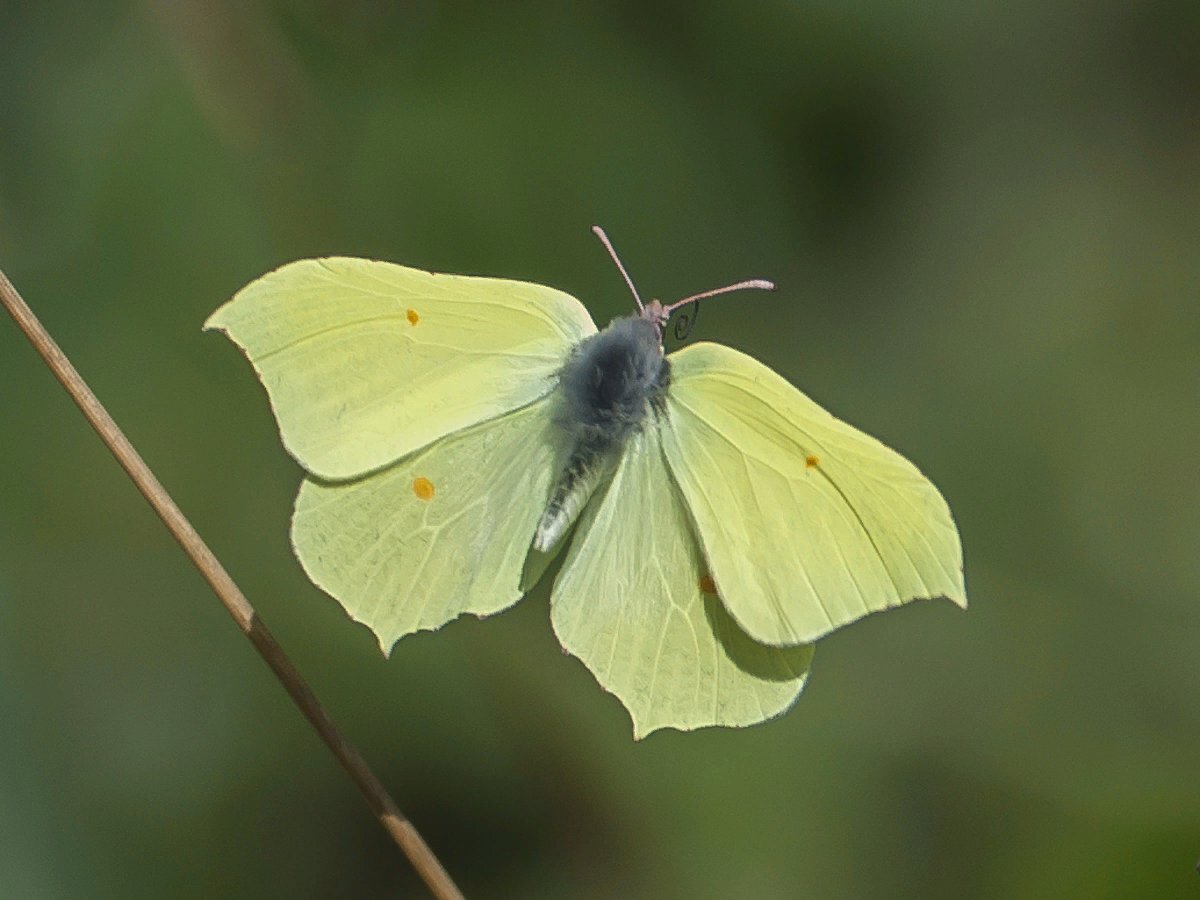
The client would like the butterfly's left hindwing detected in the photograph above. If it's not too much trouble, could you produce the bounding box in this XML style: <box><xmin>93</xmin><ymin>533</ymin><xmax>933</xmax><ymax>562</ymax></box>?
<box><xmin>292</xmin><ymin>398</ymin><xmax>566</xmax><ymax>651</ymax></box>
<box><xmin>550</xmin><ymin>424</ymin><xmax>812</xmax><ymax>738</ymax></box>
<box><xmin>661</xmin><ymin>342</ymin><xmax>966</xmax><ymax>647</ymax></box>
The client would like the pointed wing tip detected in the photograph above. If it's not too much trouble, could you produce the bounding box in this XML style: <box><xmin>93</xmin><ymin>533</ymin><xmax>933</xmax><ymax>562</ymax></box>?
<box><xmin>203</xmin><ymin>295</ymin><xmax>256</xmax><ymax>338</ymax></box>
<box><xmin>202</xmin><ymin>257</ymin><xmax>335</xmax><ymax>334</ymax></box>
<box><xmin>943</xmin><ymin>570</ymin><xmax>969</xmax><ymax>610</ymax></box>
<box><xmin>202</xmin><ymin>306</ymin><xmax>230</xmax><ymax>333</ymax></box>
<box><xmin>376</xmin><ymin>632</ymin><xmax>397</xmax><ymax>659</ymax></box>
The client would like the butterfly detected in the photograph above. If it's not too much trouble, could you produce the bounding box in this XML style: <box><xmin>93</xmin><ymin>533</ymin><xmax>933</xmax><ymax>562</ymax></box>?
<box><xmin>206</xmin><ymin>227</ymin><xmax>965</xmax><ymax>737</ymax></box>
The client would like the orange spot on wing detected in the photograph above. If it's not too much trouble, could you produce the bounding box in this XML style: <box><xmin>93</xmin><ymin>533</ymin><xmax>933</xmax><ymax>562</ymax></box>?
<box><xmin>412</xmin><ymin>476</ymin><xmax>435</xmax><ymax>500</ymax></box>
<box><xmin>406</xmin><ymin>308</ymin><xmax>420</xmax><ymax>325</ymax></box>
<box><xmin>805</xmin><ymin>454</ymin><xmax>820</xmax><ymax>468</ymax></box>
<box><xmin>698</xmin><ymin>574</ymin><xmax>718</xmax><ymax>595</ymax></box>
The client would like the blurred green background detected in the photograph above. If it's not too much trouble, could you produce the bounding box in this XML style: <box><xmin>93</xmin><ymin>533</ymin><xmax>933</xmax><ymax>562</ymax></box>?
<box><xmin>2</xmin><ymin>2</ymin><xmax>1198</xmax><ymax>897</ymax></box>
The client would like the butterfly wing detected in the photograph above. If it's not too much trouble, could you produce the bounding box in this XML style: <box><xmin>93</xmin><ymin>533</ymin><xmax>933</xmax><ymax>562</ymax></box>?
<box><xmin>550</xmin><ymin>423</ymin><xmax>813</xmax><ymax>738</ymax></box>
<box><xmin>661</xmin><ymin>342</ymin><xmax>966</xmax><ymax>647</ymax></box>
<box><xmin>292</xmin><ymin>398</ymin><xmax>567</xmax><ymax>650</ymax></box>
<box><xmin>205</xmin><ymin>257</ymin><xmax>596</xmax><ymax>480</ymax></box>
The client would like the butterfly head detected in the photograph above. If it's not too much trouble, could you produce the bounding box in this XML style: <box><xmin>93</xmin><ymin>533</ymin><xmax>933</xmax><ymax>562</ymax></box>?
<box><xmin>640</xmin><ymin>299</ymin><xmax>670</xmax><ymax>336</ymax></box>
<box><xmin>591</xmin><ymin>225</ymin><xmax>776</xmax><ymax>344</ymax></box>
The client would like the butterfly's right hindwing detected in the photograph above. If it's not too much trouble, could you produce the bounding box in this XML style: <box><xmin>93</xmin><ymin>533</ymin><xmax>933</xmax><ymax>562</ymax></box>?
<box><xmin>292</xmin><ymin>398</ymin><xmax>566</xmax><ymax>650</ymax></box>
<box><xmin>206</xmin><ymin>257</ymin><xmax>596</xmax><ymax>480</ymax></box>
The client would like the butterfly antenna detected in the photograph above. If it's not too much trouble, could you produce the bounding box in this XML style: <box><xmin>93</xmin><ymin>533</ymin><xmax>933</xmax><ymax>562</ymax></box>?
<box><xmin>591</xmin><ymin>225</ymin><xmax>645</xmax><ymax>313</ymax></box>
<box><xmin>664</xmin><ymin>278</ymin><xmax>776</xmax><ymax>314</ymax></box>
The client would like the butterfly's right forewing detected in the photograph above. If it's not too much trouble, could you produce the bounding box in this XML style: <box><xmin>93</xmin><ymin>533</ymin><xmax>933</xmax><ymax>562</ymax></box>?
<box><xmin>206</xmin><ymin>257</ymin><xmax>596</xmax><ymax>481</ymax></box>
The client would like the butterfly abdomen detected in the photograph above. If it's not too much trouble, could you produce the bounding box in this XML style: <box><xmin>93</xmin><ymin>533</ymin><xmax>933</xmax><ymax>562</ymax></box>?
<box><xmin>534</xmin><ymin>443</ymin><xmax>607</xmax><ymax>552</ymax></box>
<box><xmin>533</xmin><ymin>316</ymin><xmax>669</xmax><ymax>552</ymax></box>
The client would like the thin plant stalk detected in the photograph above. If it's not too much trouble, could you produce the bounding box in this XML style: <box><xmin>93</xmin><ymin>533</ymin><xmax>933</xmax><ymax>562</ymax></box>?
<box><xmin>0</xmin><ymin>267</ymin><xmax>464</xmax><ymax>900</ymax></box>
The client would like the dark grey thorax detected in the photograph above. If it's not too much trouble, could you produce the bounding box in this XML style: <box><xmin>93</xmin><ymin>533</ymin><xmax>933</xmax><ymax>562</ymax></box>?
<box><xmin>533</xmin><ymin>316</ymin><xmax>670</xmax><ymax>551</ymax></box>
<box><xmin>557</xmin><ymin>316</ymin><xmax>670</xmax><ymax>454</ymax></box>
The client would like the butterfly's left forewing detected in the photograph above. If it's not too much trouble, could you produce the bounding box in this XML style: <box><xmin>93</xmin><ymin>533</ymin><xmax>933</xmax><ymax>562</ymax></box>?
<box><xmin>661</xmin><ymin>342</ymin><xmax>966</xmax><ymax>647</ymax></box>
<box><xmin>549</xmin><ymin>424</ymin><xmax>812</xmax><ymax>738</ymax></box>
<box><xmin>292</xmin><ymin>398</ymin><xmax>566</xmax><ymax>651</ymax></box>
